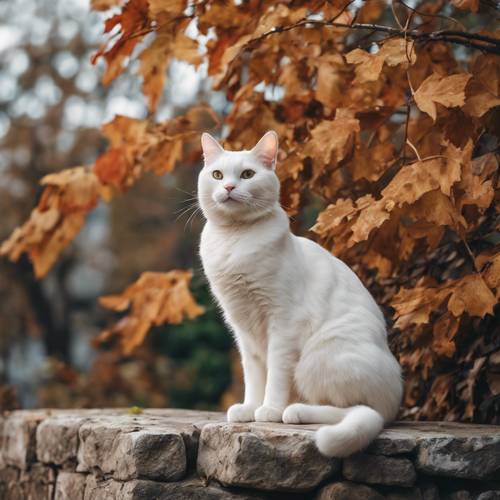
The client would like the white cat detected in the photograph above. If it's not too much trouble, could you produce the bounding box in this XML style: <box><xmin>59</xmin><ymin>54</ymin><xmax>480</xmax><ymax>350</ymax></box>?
<box><xmin>198</xmin><ymin>131</ymin><xmax>402</xmax><ymax>457</ymax></box>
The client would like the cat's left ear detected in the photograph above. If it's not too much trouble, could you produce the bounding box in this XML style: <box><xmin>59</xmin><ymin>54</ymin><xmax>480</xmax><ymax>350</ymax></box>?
<box><xmin>251</xmin><ymin>131</ymin><xmax>278</xmax><ymax>169</ymax></box>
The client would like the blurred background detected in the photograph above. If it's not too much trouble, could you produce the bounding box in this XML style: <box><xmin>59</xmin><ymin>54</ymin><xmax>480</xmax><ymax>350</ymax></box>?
<box><xmin>0</xmin><ymin>0</ymin><xmax>239</xmax><ymax>411</ymax></box>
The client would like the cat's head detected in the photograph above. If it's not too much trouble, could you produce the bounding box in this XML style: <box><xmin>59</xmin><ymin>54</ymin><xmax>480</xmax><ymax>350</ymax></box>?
<box><xmin>198</xmin><ymin>131</ymin><xmax>280</xmax><ymax>224</ymax></box>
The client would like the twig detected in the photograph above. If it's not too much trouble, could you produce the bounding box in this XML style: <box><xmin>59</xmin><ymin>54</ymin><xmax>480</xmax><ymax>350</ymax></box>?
<box><xmin>406</xmin><ymin>139</ymin><xmax>422</xmax><ymax>161</ymax></box>
<box><xmin>249</xmin><ymin>20</ymin><xmax>500</xmax><ymax>56</ymax></box>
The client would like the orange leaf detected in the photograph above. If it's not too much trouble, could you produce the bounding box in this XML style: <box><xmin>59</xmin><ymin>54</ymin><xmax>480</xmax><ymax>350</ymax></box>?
<box><xmin>0</xmin><ymin>168</ymin><xmax>101</xmax><ymax>277</ymax></box>
<box><xmin>97</xmin><ymin>271</ymin><xmax>204</xmax><ymax>354</ymax></box>
<box><xmin>414</xmin><ymin>73</ymin><xmax>472</xmax><ymax>121</ymax></box>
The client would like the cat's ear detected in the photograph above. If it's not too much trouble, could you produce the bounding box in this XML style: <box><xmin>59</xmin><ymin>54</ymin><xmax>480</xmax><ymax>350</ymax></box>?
<box><xmin>201</xmin><ymin>133</ymin><xmax>224</xmax><ymax>165</ymax></box>
<box><xmin>251</xmin><ymin>131</ymin><xmax>278</xmax><ymax>169</ymax></box>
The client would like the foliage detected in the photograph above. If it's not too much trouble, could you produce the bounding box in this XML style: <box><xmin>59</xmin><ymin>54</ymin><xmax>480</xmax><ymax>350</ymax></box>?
<box><xmin>2</xmin><ymin>0</ymin><xmax>499</xmax><ymax>421</ymax></box>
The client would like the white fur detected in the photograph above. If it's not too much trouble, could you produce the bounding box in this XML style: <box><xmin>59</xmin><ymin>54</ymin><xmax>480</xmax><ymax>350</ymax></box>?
<box><xmin>198</xmin><ymin>132</ymin><xmax>403</xmax><ymax>458</ymax></box>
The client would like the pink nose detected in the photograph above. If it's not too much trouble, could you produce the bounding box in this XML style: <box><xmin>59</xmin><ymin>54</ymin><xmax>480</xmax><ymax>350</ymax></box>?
<box><xmin>224</xmin><ymin>184</ymin><xmax>235</xmax><ymax>192</ymax></box>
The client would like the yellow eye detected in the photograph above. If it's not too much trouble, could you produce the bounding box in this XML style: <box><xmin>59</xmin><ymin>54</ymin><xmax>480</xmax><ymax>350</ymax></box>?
<box><xmin>241</xmin><ymin>169</ymin><xmax>255</xmax><ymax>179</ymax></box>
<box><xmin>212</xmin><ymin>170</ymin><xmax>223</xmax><ymax>180</ymax></box>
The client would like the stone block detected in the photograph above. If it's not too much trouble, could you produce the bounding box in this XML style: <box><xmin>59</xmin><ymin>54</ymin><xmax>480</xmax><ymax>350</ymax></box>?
<box><xmin>37</xmin><ymin>416</ymin><xmax>85</xmax><ymax>467</ymax></box>
<box><xmin>343</xmin><ymin>453</ymin><xmax>416</xmax><ymax>487</ymax></box>
<box><xmin>316</xmin><ymin>481</ymin><xmax>384</xmax><ymax>500</ymax></box>
<box><xmin>0</xmin><ymin>467</ymin><xmax>20</xmax><ymax>500</ymax></box>
<box><xmin>84</xmin><ymin>475</ymin><xmax>266</xmax><ymax>500</ymax></box>
<box><xmin>55</xmin><ymin>471</ymin><xmax>87</xmax><ymax>500</ymax></box>
<box><xmin>19</xmin><ymin>463</ymin><xmax>55</xmax><ymax>500</ymax></box>
<box><xmin>0</xmin><ymin>411</ymin><xmax>47</xmax><ymax>469</ymax></box>
<box><xmin>197</xmin><ymin>422</ymin><xmax>339</xmax><ymax>492</ymax></box>
<box><xmin>416</xmin><ymin>433</ymin><xmax>500</xmax><ymax>480</ymax></box>
<box><xmin>369</xmin><ymin>427</ymin><xmax>417</xmax><ymax>455</ymax></box>
<box><xmin>77</xmin><ymin>417</ymin><xmax>187</xmax><ymax>481</ymax></box>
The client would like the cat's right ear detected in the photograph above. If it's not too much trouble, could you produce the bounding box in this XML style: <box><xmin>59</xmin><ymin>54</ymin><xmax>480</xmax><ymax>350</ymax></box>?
<box><xmin>201</xmin><ymin>133</ymin><xmax>224</xmax><ymax>165</ymax></box>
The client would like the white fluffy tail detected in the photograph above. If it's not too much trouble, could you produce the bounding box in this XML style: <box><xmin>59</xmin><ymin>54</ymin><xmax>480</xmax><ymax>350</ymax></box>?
<box><xmin>315</xmin><ymin>405</ymin><xmax>384</xmax><ymax>458</ymax></box>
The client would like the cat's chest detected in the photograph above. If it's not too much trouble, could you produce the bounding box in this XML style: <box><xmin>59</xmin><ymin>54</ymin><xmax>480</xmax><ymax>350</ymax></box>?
<box><xmin>200</xmin><ymin>225</ymin><xmax>281</xmax><ymax>278</ymax></box>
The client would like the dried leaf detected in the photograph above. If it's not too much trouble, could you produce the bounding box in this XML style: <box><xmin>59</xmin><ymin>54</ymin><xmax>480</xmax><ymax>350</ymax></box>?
<box><xmin>346</xmin><ymin>39</ymin><xmax>416</xmax><ymax>83</ymax></box>
<box><xmin>0</xmin><ymin>168</ymin><xmax>101</xmax><ymax>277</ymax></box>
<box><xmin>414</xmin><ymin>73</ymin><xmax>472</xmax><ymax>121</ymax></box>
<box><xmin>97</xmin><ymin>271</ymin><xmax>204</xmax><ymax>354</ymax></box>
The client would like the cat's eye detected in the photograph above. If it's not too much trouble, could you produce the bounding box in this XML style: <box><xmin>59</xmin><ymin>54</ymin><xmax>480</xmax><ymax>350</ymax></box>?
<box><xmin>241</xmin><ymin>169</ymin><xmax>255</xmax><ymax>179</ymax></box>
<box><xmin>212</xmin><ymin>170</ymin><xmax>223</xmax><ymax>180</ymax></box>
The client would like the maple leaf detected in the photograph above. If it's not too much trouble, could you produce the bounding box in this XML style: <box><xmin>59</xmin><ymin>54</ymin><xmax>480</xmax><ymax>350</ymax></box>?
<box><xmin>91</xmin><ymin>0</ymin><xmax>123</xmax><ymax>10</ymax></box>
<box><xmin>92</xmin><ymin>0</ymin><xmax>151</xmax><ymax>85</ymax></box>
<box><xmin>0</xmin><ymin>168</ymin><xmax>101</xmax><ymax>278</ymax></box>
<box><xmin>450</xmin><ymin>0</ymin><xmax>479</xmax><ymax>12</ymax></box>
<box><xmin>346</xmin><ymin>39</ymin><xmax>416</xmax><ymax>83</ymax></box>
<box><xmin>447</xmin><ymin>274</ymin><xmax>496</xmax><ymax>318</ymax></box>
<box><xmin>304</xmin><ymin>112</ymin><xmax>360</xmax><ymax>166</ymax></box>
<box><xmin>311</xmin><ymin>198</ymin><xmax>356</xmax><ymax>236</ymax></box>
<box><xmin>93</xmin><ymin>106</ymin><xmax>218</xmax><ymax>192</ymax></box>
<box><xmin>433</xmin><ymin>313</ymin><xmax>459</xmax><ymax>358</ymax></box>
<box><xmin>140</xmin><ymin>25</ymin><xmax>202</xmax><ymax>111</ymax></box>
<box><xmin>414</xmin><ymin>73</ymin><xmax>472</xmax><ymax>121</ymax></box>
<box><xmin>97</xmin><ymin>271</ymin><xmax>204</xmax><ymax>354</ymax></box>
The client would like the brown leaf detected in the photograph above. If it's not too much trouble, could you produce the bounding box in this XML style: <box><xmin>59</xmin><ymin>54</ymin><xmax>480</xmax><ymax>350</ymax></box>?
<box><xmin>450</xmin><ymin>0</ymin><xmax>479</xmax><ymax>12</ymax></box>
<box><xmin>97</xmin><ymin>271</ymin><xmax>204</xmax><ymax>354</ymax></box>
<box><xmin>91</xmin><ymin>0</ymin><xmax>123</xmax><ymax>10</ymax></box>
<box><xmin>0</xmin><ymin>168</ymin><xmax>101</xmax><ymax>277</ymax></box>
<box><xmin>414</xmin><ymin>73</ymin><xmax>472</xmax><ymax>121</ymax></box>
<box><xmin>433</xmin><ymin>313</ymin><xmax>459</xmax><ymax>358</ymax></box>
<box><xmin>92</xmin><ymin>0</ymin><xmax>151</xmax><ymax>85</ymax></box>
<box><xmin>447</xmin><ymin>274</ymin><xmax>496</xmax><ymax>318</ymax></box>
<box><xmin>304</xmin><ymin>113</ymin><xmax>360</xmax><ymax>166</ymax></box>
<box><xmin>346</xmin><ymin>39</ymin><xmax>415</xmax><ymax>83</ymax></box>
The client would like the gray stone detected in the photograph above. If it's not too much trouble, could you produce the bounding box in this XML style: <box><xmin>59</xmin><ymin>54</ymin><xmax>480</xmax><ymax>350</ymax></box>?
<box><xmin>18</xmin><ymin>464</ymin><xmax>55</xmax><ymax>500</ymax></box>
<box><xmin>84</xmin><ymin>475</ymin><xmax>265</xmax><ymax>500</ymax></box>
<box><xmin>37</xmin><ymin>416</ymin><xmax>85</xmax><ymax>466</ymax></box>
<box><xmin>343</xmin><ymin>453</ymin><xmax>416</xmax><ymax>487</ymax></box>
<box><xmin>0</xmin><ymin>410</ymin><xmax>47</xmax><ymax>469</ymax></box>
<box><xmin>316</xmin><ymin>481</ymin><xmax>384</xmax><ymax>500</ymax></box>
<box><xmin>55</xmin><ymin>471</ymin><xmax>87</xmax><ymax>500</ymax></box>
<box><xmin>386</xmin><ymin>489</ymin><xmax>423</xmax><ymax>500</ymax></box>
<box><xmin>420</xmin><ymin>481</ymin><xmax>440</xmax><ymax>500</ymax></box>
<box><xmin>444</xmin><ymin>492</ymin><xmax>471</xmax><ymax>500</ymax></box>
<box><xmin>77</xmin><ymin>417</ymin><xmax>188</xmax><ymax>481</ymax></box>
<box><xmin>476</xmin><ymin>492</ymin><xmax>500</xmax><ymax>500</ymax></box>
<box><xmin>417</xmin><ymin>434</ymin><xmax>500</xmax><ymax>480</ymax></box>
<box><xmin>197</xmin><ymin>422</ymin><xmax>339</xmax><ymax>492</ymax></box>
<box><xmin>369</xmin><ymin>427</ymin><xmax>417</xmax><ymax>455</ymax></box>
<box><xmin>0</xmin><ymin>466</ymin><xmax>20</xmax><ymax>500</ymax></box>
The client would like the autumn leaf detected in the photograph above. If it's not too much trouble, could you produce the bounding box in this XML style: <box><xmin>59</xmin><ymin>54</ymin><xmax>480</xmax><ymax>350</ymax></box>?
<box><xmin>393</xmin><ymin>273</ymin><xmax>496</xmax><ymax>332</ymax></box>
<box><xmin>0</xmin><ymin>168</ymin><xmax>101</xmax><ymax>278</ymax></box>
<box><xmin>450</xmin><ymin>0</ymin><xmax>479</xmax><ymax>12</ymax></box>
<box><xmin>97</xmin><ymin>271</ymin><xmax>204</xmax><ymax>354</ymax></box>
<box><xmin>304</xmin><ymin>112</ymin><xmax>360</xmax><ymax>166</ymax></box>
<box><xmin>93</xmin><ymin>105</ymin><xmax>218</xmax><ymax>191</ymax></box>
<box><xmin>346</xmin><ymin>39</ymin><xmax>416</xmax><ymax>83</ymax></box>
<box><xmin>92</xmin><ymin>0</ymin><xmax>151</xmax><ymax>85</ymax></box>
<box><xmin>311</xmin><ymin>198</ymin><xmax>356</xmax><ymax>236</ymax></box>
<box><xmin>433</xmin><ymin>313</ymin><xmax>459</xmax><ymax>358</ymax></box>
<box><xmin>140</xmin><ymin>25</ymin><xmax>201</xmax><ymax>112</ymax></box>
<box><xmin>414</xmin><ymin>73</ymin><xmax>472</xmax><ymax>121</ymax></box>
<box><xmin>447</xmin><ymin>274</ymin><xmax>496</xmax><ymax>318</ymax></box>
<box><xmin>91</xmin><ymin>0</ymin><xmax>123</xmax><ymax>10</ymax></box>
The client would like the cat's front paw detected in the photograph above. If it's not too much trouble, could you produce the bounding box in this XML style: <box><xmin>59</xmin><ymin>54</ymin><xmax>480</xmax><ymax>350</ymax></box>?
<box><xmin>227</xmin><ymin>403</ymin><xmax>257</xmax><ymax>422</ymax></box>
<box><xmin>254</xmin><ymin>405</ymin><xmax>283</xmax><ymax>422</ymax></box>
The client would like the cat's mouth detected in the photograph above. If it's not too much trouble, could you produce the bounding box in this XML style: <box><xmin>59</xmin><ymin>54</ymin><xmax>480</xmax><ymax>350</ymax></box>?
<box><xmin>221</xmin><ymin>194</ymin><xmax>239</xmax><ymax>203</ymax></box>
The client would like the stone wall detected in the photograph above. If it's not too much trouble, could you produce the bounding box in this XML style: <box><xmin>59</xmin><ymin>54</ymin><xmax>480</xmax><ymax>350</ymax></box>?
<box><xmin>0</xmin><ymin>409</ymin><xmax>499</xmax><ymax>499</ymax></box>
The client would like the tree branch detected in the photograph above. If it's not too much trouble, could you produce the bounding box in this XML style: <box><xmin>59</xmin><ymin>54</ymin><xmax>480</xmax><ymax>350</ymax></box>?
<box><xmin>252</xmin><ymin>19</ymin><xmax>500</xmax><ymax>56</ymax></box>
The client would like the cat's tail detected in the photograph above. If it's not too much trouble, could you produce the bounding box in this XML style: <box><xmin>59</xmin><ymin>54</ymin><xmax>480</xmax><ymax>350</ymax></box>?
<box><xmin>314</xmin><ymin>405</ymin><xmax>384</xmax><ymax>457</ymax></box>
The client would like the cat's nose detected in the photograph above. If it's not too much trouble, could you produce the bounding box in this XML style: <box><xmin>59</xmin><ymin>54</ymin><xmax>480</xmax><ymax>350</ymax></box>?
<box><xmin>224</xmin><ymin>184</ymin><xmax>235</xmax><ymax>192</ymax></box>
